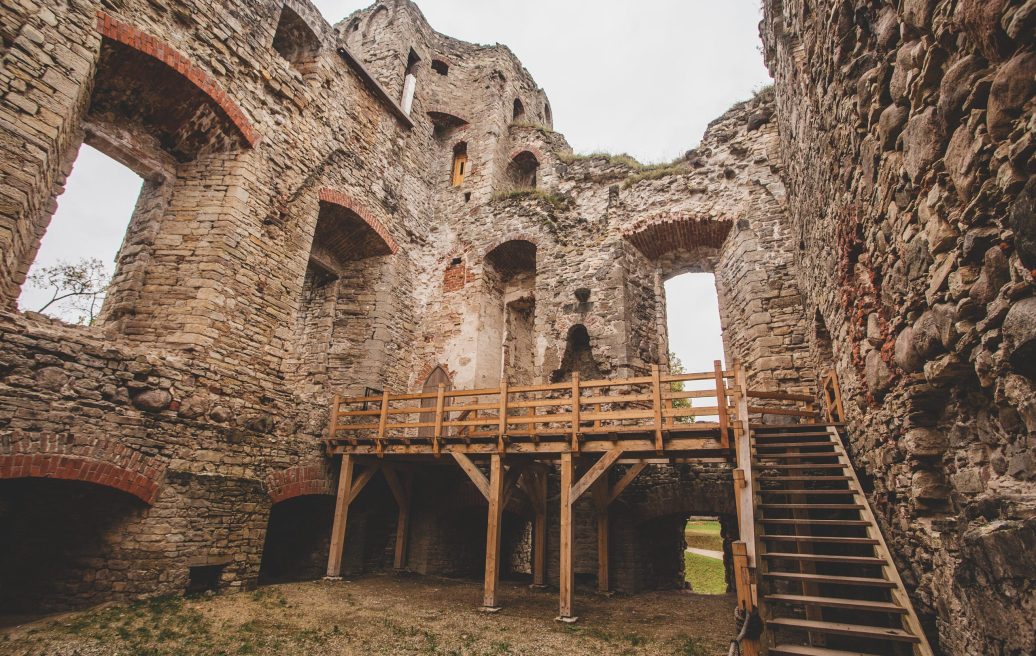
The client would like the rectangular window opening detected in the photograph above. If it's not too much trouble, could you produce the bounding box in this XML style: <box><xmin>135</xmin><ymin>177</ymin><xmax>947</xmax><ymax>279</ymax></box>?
<box><xmin>18</xmin><ymin>144</ymin><xmax>144</xmax><ymax>326</ymax></box>
<box><xmin>186</xmin><ymin>564</ymin><xmax>224</xmax><ymax>595</ymax></box>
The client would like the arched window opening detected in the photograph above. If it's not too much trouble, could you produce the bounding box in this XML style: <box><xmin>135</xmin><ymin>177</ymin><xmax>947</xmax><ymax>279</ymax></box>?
<box><xmin>506</xmin><ymin>151</ymin><xmax>539</xmax><ymax>190</ymax></box>
<box><xmin>431</xmin><ymin>59</ymin><xmax>449</xmax><ymax>75</ymax></box>
<box><xmin>290</xmin><ymin>200</ymin><xmax>394</xmax><ymax>396</ymax></box>
<box><xmin>551</xmin><ymin>324</ymin><xmax>601</xmax><ymax>383</ymax></box>
<box><xmin>480</xmin><ymin>240</ymin><xmax>537</xmax><ymax>385</ymax></box>
<box><xmin>451</xmin><ymin>142</ymin><xmax>468</xmax><ymax>187</ymax></box>
<box><xmin>418</xmin><ymin>366</ymin><xmax>451</xmax><ymax>437</ymax></box>
<box><xmin>272</xmin><ymin>6</ymin><xmax>321</xmax><ymax>76</ymax></box>
<box><xmin>512</xmin><ymin>98</ymin><xmax>525</xmax><ymax>122</ymax></box>
<box><xmin>401</xmin><ymin>48</ymin><xmax>420</xmax><ymax>116</ymax></box>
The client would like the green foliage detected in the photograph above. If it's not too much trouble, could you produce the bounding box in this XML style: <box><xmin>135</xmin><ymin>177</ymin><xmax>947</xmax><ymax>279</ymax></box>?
<box><xmin>26</xmin><ymin>257</ymin><xmax>111</xmax><ymax>324</ymax></box>
<box><xmin>490</xmin><ymin>189</ymin><xmax>569</xmax><ymax>210</ymax></box>
<box><xmin>669</xmin><ymin>352</ymin><xmax>694</xmax><ymax>422</ymax></box>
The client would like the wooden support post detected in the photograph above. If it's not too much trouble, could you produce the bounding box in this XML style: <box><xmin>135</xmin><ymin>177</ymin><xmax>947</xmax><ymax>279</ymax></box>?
<box><xmin>733</xmin><ymin>360</ymin><xmax>756</xmax><ymax>565</ymax></box>
<box><xmin>731</xmin><ymin>541</ymin><xmax>760</xmax><ymax>656</ymax></box>
<box><xmin>532</xmin><ymin>468</ymin><xmax>547</xmax><ymax>587</ymax></box>
<box><xmin>558</xmin><ymin>452</ymin><xmax>576</xmax><ymax>621</ymax></box>
<box><xmin>326</xmin><ymin>455</ymin><xmax>355</xmax><ymax>578</ymax></box>
<box><xmin>376</xmin><ymin>390</ymin><xmax>390</xmax><ymax>458</ymax></box>
<box><xmin>498</xmin><ymin>379</ymin><xmax>509</xmax><ymax>453</ymax></box>
<box><xmin>592</xmin><ymin>478</ymin><xmax>609</xmax><ymax>594</ymax></box>
<box><xmin>651</xmin><ymin>364</ymin><xmax>664</xmax><ymax>452</ymax></box>
<box><xmin>714</xmin><ymin>360</ymin><xmax>730</xmax><ymax>449</ymax></box>
<box><xmin>607</xmin><ymin>462</ymin><xmax>647</xmax><ymax>505</ymax></box>
<box><xmin>384</xmin><ymin>468</ymin><xmax>411</xmax><ymax>570</ymax></box>
<box><xmin>482</xmin><ymin>454</ymin><xmax>505</xmax><ymax>610</ymax></box>
<box><xmin>433</xmin><ymin>384</ymin><xmax>446</xmax><ymax>457</ymax></box>
<box><xmin>328</xmin><ymin>394</ymin><xmax>341</xmax><ymax>441</ymax></box>
<box><xmin>570</xmin><ymin>372</ymin><xmax>581</xmax><ymax>452</ymax></box>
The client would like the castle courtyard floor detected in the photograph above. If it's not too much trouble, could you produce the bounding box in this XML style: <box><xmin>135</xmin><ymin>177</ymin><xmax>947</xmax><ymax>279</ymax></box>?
<box><xmin>0</xmin><ymin>573</ymin><xmax>735</xmax><ymax>656</ymax></box>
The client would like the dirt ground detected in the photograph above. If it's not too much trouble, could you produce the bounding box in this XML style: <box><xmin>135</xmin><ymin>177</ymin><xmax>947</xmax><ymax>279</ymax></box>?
<box><xmin>0</xmin><ymin>573</ymin><xmax>737</xmax><ymax>656</ymax></box>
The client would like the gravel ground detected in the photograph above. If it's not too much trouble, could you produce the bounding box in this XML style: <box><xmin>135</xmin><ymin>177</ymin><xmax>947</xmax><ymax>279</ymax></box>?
<box><xmin>0</xmin><ymin>573</ymin><xmax>737</xmax><ymax>656</ymax></box>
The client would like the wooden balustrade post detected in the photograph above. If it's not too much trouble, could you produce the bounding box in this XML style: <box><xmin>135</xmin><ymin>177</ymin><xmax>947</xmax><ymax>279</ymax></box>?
<box><xmin>328</xmin><ymin>394</ymin><xmax>341</xmax><ymax>441</ymax></box>
<box><xmin>732</xmin><ymin>541</ymin><xmax>760</xmax><ymax>656</ymax></box>
<box><xmin>714</xmin><ymin>360</ymin><xmax>730</xmax><ymax>449</ymax></box>
<box><xmin>497</xmin><ymin>378</ymin><xmax>509</xmax><ymax>454</ymax></box>
<box><xmin>433</xmin><ymin>384</ymin><xmax>446</xmax><ymax>456</ymax></box>
<box><xmin>651</xmin><ymin>364</ymin><xmax>664</xmax><ymax>452</ymax></box>
<box><xmin>376</xmin><ymin>390</ymin><xmax>390</xmax><ymax>458</ymax></box>
<box><xmin>571</xmin><ymin>372</ymin><xmax>581</xmax><ymax>452</ymax></box>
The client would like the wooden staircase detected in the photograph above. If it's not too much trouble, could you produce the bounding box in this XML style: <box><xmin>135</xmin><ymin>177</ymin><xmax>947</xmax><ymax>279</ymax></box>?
<box><xmin>750</xmin><ymin>423</ymin><xmax>933</xmax><ymax>656</ymax></box>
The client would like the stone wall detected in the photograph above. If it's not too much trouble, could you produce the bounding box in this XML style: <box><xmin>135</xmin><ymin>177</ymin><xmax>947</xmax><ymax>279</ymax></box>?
<box><xmin>762</xmin><ymin>1</ymin><xmax>1036</xmax><ymax>654</ymax></box>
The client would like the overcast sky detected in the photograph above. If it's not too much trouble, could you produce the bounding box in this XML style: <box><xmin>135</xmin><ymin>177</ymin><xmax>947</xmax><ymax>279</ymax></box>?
<box><xmin>23</xmin><ymin>1</ymin><xmax>769</xmax><ymax>371</ymax></box>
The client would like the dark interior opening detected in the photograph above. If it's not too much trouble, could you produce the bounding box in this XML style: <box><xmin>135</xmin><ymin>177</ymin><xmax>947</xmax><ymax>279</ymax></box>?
<box><xmin>186</xmin><ymin>564</ymin><xmax>224</xmax><ymax>595</ymax></box>
<box><xmin>258</xmin><ymin>495</ymin><xmax>335</xmax><ymax>584</ymax></box>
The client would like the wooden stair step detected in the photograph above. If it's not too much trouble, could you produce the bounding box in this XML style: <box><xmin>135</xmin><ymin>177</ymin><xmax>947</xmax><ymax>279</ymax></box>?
<box><xmin>751</xmin><ymin>423</ymin><xmax>841</xmax><ymax>430</ymax></box>
<box><xmin>767</xmin><ymin>617</ymin><xmax>919</xmax><ymax>643</ymax></box>
<box><xmin>753</xmin><ymin>463</ymin><xmax>847</xmax><ymax>469</ymax></box>
<box><xmin>754</xmin><ymin>433</ymin><xmax>836</xmax><ymax>439</ymax></box>
<box><xmin>761</xmin><ymin>518</ymin><xmax>870</xmax><ymax>526</ymax></box>
<box><xmin>770</xmin><ymin>643</ymin><xmax>890</xmax><ymax>655</ymax></box>
<box><xmin>754</xmin><ymin>442</ymin><xmax>837</xmax><ymax>449</ymax></box>
<box><xmin>761</xmin><ymin>552</ymin><xmax>886</xmax><ymax>565</ymax></box>
<box><xmin>755</xmin><ymin>453</ymin><xmax>842</xmax><ymax>460</ymax></box>
<box><xmin>757</xmin><ymin>475</ymin><xmax>853</xmax><ymax>482</ymax></box>
<box><xmin>764</xmin><ymin>593</ymin><xmax>907</xmax><ymax>614</ymax></box>
<box><xmin>761</xmin><ymin>535</ymin><xmax>880</xmax><ymax>545</ymax></box>
<box><xmin>763</xmin><ymin>572</ymin><xmax>897</xmax><ymax>588</ymax></box>
<box><xmin>760</xmin><ymin>503</ymin><xmax>865</xmax><ymax>510</ymax></box>
<box><xmin>760</xmin><ymin>489</ymin><xmax>858</xmax><ymax>496</ymax></box>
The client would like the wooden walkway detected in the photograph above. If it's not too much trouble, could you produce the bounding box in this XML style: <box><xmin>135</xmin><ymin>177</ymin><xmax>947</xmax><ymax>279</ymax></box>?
<box><xmin>322</xmin><ymin>361</ymin><xmax>934</xmax><ymax>656</ymax></box>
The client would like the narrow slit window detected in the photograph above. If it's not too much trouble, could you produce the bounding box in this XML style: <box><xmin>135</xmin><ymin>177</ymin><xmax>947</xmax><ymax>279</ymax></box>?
<box><xmin>451</xmin><ymin>142</ymin><xmax>468</xmax><ymax>187</ymax></box>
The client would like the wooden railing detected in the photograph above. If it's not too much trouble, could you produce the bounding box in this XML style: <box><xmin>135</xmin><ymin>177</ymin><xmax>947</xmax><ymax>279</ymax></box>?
<box><xmin>327</xmin><ymin>361</ymin><xmax>740</xmax><ymax>454</ymax></box>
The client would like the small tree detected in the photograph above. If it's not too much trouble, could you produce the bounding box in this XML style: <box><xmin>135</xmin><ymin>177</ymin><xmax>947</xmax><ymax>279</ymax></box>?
<box><xmin>27</xmin><ymin>258</ymin><xmax>111</xmax><ymax>325</ymax></box>
<box><xmin>669</xmin><ymin>351</ymin><xmax>694</xmax><ymax>423</ymax></box>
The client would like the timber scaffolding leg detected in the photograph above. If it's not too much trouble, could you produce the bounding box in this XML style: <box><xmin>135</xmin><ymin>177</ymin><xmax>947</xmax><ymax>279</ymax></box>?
<box><xmin>557</xmin><ymin>447</ymin><xmax>633</xmax><ymax>621</ymax></box>
<box><xmin>731</xmin><ymin>359</ymin><xmax>761</xmax><ymax>655</ymax></box>
<box><xmin>325</xmin><ymin>456</ymin><xmax>412</xmax><ymax>578</ymax></box>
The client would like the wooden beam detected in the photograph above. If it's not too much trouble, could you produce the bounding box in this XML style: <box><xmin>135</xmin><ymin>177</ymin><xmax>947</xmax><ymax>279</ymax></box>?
<box><xmin>559</xmin><ymin>452</ymin><xmax>575</xmax><ymax>620</ymax></box>
<box><xmin>570</xmin><ymin>448</ymin><xmax>624</xmax><ymax>503</ymax></box>
<box><xmin>531</xmin><ymin>468</ymin><xmax>547</xmax><ymax>587</ymax></box>
<box><xmin>731</xmin><ymin>541</ymin><xmax>759</xmax><ymax>656</ymax></box>
<box><xmin>452</xmin><ymin>452</ymin><xmax>491</xmax><ymax>500</ymax></box>
<box><xmin>607</xmin><ymin>462</ymin><xmax>648</xmax><ymax>506</ymax></box>
<box><xmin>383</xmin><ymin>468</ymin><xmax>411</xmax><ymax>570</ymax></box>
<box><xmin>592</xmin><ymin>478</ymin><xmax>609</xmax><ymax>593</ymax></box>
<box><xmin>715</xmin><ymin>359</ymin><xmax>730</xmax><ymax>449</ymax></box>
<box><xmin>502</xmin><ymin>461</ymin><xmax>528</xmax><ymax>507</ymax></box>
<box><xmin>326</xmin><ymin>455</ymin><xmax>355</xmax><ymax>578</ymax></box>
<box><xmin>330</xmin><ymin>436</ymin><xmax>726</xmax><ymax>456</ymax></box>
<box><xmin>482</xmin><ymin>454</ymin><xmax>505</xmax><ymax>609</ymax></box>
<box><xmin>571</xmin><ymin>372</ymin><xmax>581</xmax><ymax>452</ymax></box>
<box><xmin>733</xmin><ymin>360</ymin><xmax>756</xmax><ymax>564</ymax></box>
<box><xmin>347</xmin><ymin>464</ymin><xmax>379</xmax><ymax>504</ymax></box>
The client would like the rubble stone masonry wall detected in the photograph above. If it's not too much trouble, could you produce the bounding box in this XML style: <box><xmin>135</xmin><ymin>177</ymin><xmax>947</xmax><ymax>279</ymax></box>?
<box><xmin>762</xmin><ymin>1</ymin><xmax>1036</xmax><ymax>653</ymax></box>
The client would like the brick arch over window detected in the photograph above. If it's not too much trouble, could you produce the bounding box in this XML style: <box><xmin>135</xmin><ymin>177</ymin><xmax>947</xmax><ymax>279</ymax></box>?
<box><xmin>265</xmin><ymin>462</ymin><xmax>335</xmax><ymax>503</ymax></box>
<box><xmin>0</xmin><ymin>453</ymin><xmax>163</xmax><ymax>504</ymax></box>
<box><xmin>415</xmin><ymin>362</ymin><xmax>456</xmax><ymax>389</ymax></box>
<box><xmin>95</xmin><ymin>12</ymin><xmax>260</xmax><ymax>149</ymax></box>
<box><xmin>317</xmin><ymin>188</ymin><xmax>399</xmax><ymax>256</ymax></box>
<box><xmin>622</xmin><ymin>215</ymin><xmax>733</xmax><ymax>261</ymax></box>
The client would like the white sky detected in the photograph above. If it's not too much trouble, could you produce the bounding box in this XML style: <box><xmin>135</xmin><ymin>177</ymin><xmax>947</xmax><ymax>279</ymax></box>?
<box><xmin>22</xmin><ymin>1</ymin><xmax>764</xmax><ymax>369</ymax></box>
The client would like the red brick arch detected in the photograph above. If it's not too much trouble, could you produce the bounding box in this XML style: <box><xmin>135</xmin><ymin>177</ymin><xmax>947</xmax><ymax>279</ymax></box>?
<box><xmin>508</xmin><ymin>146</ymin><xmax>546</xmax><ymax>163</ymax></box>
<box><xmin>95</xmin><ymin>11</ymin><xmax>260</xmax><ymax>146</ymax></box>
<box><xmin>317</xmin><ymin>188</ymin><xmax>399</xmax><ymax>254</ymax></box>
<box><xmin>0</xmin><ymin>453</ymin><xmax>162</xmax><ymax>504</ymax></box>
<box><xmin>266</xmin><ymin>462</ymin><xmax>335</xmax><ymax>503</ymax></box>
<box><xmin>622</xmin><ymin>214</ymin><xmax>733</xmax><ymax>260</ymax></box>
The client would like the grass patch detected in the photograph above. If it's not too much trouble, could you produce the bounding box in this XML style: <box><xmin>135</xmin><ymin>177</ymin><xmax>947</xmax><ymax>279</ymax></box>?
<box><xmin>684</xmin><ymin>551</ymin><xmax>726</xmax><ymax>594</ymax></box>
<box><xmin>622</xmin><ymin>163</ymin><xmax>691</xmax><ymax>188</ymax></box>
<box><xmin>684</xmin><ymin>519</ymin><xmax>723</xmax><ymax>551</ymax></box>
<box><xmin>670</xmin><ymin>635</ymin><xmax>711</xmax><ymax>656</ymax></box>
<box><xmin>557</xmin><ymin>151</ymin><xmax>643</xmax><ymax>168</ymax></box>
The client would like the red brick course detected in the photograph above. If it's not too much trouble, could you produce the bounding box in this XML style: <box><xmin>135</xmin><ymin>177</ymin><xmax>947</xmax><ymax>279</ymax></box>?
<box><xmin>265</xmin><ymin>462</ymin><xmax>335</xmax><ymax>503</ymax></box>
<box><xmin>95</xmin><ymin>11</ymin><xmax>260</xmax><ymax>147</ymax></box>
<box><xmin>317</xmin><ymin>188</ymin><xmax>400</xmax><ymax>254</ymax></box>
<box><xmin>0</xmin><ymin>453</ymin><xmax>161</xmax><ymax>504</ymax></box>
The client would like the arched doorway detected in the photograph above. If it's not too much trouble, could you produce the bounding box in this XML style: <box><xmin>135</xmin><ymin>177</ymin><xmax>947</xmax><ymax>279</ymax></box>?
<box><xmin>258</xmin><ymin>495</ymin><xmax>335</xmax><ymax>584</ymax></box>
